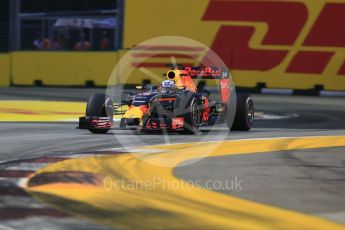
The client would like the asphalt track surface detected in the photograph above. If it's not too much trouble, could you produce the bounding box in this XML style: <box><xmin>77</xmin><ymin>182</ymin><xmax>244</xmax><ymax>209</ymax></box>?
<box><xmin>0</xmin><ymin>87</ymin><xmax>344</xmax><ymax>229</ymax></box>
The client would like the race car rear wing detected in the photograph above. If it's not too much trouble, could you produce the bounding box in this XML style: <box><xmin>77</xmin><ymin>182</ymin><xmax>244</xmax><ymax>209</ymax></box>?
<box><xmin>166</xmin><ymin>65</ymin><xmax>230</xmax><ymax>79</ymax></box>
<box><xmin>182</xmin><ymin>66</ymin><xmax>230</xmax><ymax>80</ymax></box>
<box><xmin>170</xmin><ymin>65</ymin><xmax>231</xmax><ymax>106</ymax></box>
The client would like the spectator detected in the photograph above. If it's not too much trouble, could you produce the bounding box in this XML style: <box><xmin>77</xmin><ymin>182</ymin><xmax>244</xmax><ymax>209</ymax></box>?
<box><xmin>74</xmin><ymin>33</ymin><xmax>91</xmax><ymax>51</ymax></box>
<box><xmin>43</xmin><ymin>38</ymin><xmax>50</xmax><ymax>50</ymax></box>
<box><xmin>33</xmin><ymin>32</ymin><xmax>43</xmax><ymax>50</ymax></box>
<box><xmin>100</xmin><ymin>30</ymin><xmax>111</xmax><ymax>50</ymax></box>
<box><xmin>53</xmin><ymin>34</ymin><xmax>66</xmax><ymax>50</ymax></box>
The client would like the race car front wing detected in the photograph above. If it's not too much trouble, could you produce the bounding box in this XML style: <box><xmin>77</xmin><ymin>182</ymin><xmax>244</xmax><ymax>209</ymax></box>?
<box><xmin>78</xmin><ymin>116</ymin><xmax>113</xmax><ymax>130</ymax></box>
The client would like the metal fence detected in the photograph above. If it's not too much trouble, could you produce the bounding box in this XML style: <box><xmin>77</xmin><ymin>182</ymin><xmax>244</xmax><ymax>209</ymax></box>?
<box><xmin>0</xmin><ymin>1</ymin><xmax>10</xmax><ymax>52</ymax></box>
<box><xmin>9</xmin><ymin>0</ymin><xmax>123</xmax><ymax>51</ymax></box>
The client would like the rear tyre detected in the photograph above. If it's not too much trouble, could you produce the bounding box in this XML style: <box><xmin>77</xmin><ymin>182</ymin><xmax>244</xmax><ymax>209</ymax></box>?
<box><xmin>231</xmin><ymin>94</ymin><xmax>254</xmax><ymax>131</ymax></box>
<box><xmin>86</xmin><ymin>93</ymin><xmax>113</xmax><ymax>134</ymax></box>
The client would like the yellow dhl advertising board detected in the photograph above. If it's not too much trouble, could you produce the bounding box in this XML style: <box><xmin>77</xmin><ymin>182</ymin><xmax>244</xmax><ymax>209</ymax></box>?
<box><xmin>123</xmin><ymin>0</ymin><xmax>345</xmax><ymax>90</ymax></box>
<box><xmin>11</xmin><ymin>52</ymin><xmax>118</xmax><ymax>86</ymax></box>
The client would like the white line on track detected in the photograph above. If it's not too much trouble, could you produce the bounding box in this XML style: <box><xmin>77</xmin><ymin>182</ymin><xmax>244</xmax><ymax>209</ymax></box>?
<box><xmin>0</xmin><ymin>196</ymin><xmax>46</xmax><ymax>209</ymax></box>
<box><xmin>5</xmin><ymin>163</ymin><xmax>49</xmax><ymax>171</ymax></box>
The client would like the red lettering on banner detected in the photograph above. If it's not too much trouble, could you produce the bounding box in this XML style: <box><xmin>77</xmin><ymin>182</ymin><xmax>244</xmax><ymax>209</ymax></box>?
<box><xmin>338</xmin><ymin>62</ymin><xmax>345</xmax><ymax>75</ymax></box>
<box><xmin>203</xmin><ymin>0</ymin><xmax>308</xmax><ymax>45</ymax></box>
<box><xmin>205</xmin><ymin>26</ymin><xmax>287</xmax><ymax>70</ymax></box>
<box><xmin>203</xmin><ymin>0</ymin><xmax>308</xmax><ymax>71</ymax></box>
<box><xmin>287</xmin><ymin>51</ymin><xmax>334</xmax><ymax>74</ymax></box>
<box><xmin>304</xmin><ymin>3</ymin><xmax>345</xmax><ymax>47</ymax></box>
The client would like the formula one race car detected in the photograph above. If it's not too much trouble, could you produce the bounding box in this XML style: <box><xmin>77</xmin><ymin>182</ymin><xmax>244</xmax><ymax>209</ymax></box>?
<box><xmin>78</xmin><ymin>66</ymin><xmax>254</xmax><ymax>134</ymax></box>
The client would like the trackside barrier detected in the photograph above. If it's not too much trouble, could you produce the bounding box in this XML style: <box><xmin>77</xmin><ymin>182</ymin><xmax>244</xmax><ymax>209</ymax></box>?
<box><xmin>6</xmin><ymin>0</ymin><xmax>345</xmax><ymax>91</ymax></box>
<box><xmin>11</xmin><ymin>52</ymin><xmax>118</xmax><ymax>86</ymax></box>
<box><xmin>0</xmin><ymin>54</ymin><xmax>10</xmax><ymax>87</ymax></box>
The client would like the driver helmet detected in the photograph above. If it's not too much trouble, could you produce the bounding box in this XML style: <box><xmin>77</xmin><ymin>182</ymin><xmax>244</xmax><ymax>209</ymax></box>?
<box><xmin>161</xmin><ymin>80</ymin><xmax>176</xmax><ymax>93</ymax></box>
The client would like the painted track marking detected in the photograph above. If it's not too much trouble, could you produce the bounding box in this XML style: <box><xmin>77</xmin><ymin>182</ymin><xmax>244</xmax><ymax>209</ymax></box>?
<box><xmin>0</xmin><ymin>100</ymin><xmax>124</xmax><ymax>122</ymax></box>
<box><xmin>26</xmin><ymin>136</ymin><xmax>345</xmax><ymax>229</ymax></box>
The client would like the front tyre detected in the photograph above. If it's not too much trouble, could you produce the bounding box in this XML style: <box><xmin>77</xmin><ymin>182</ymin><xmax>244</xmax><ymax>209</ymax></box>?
<box><xmin>86</xmin><ymin>93</ymin><xmax>113</xmax><ymax>134</ymax></box>
<box><xmin>231</xmin><ymin>94</ymin><xmax>254</xmax><ymax>131</ymax></box>
<box><xmin>182</xmin><ymin>98</ymin><xmax>200</xmax><ymax>134</ymax></box>
<box><xmin>174</xmin><ymin>92</ymin><xmax>200</xmax><ymax>134</ymax></box>
<box><xmin>88</xmin><ymin>128</ymin><xmax>109</xmax><ymax>134</ymax></box>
